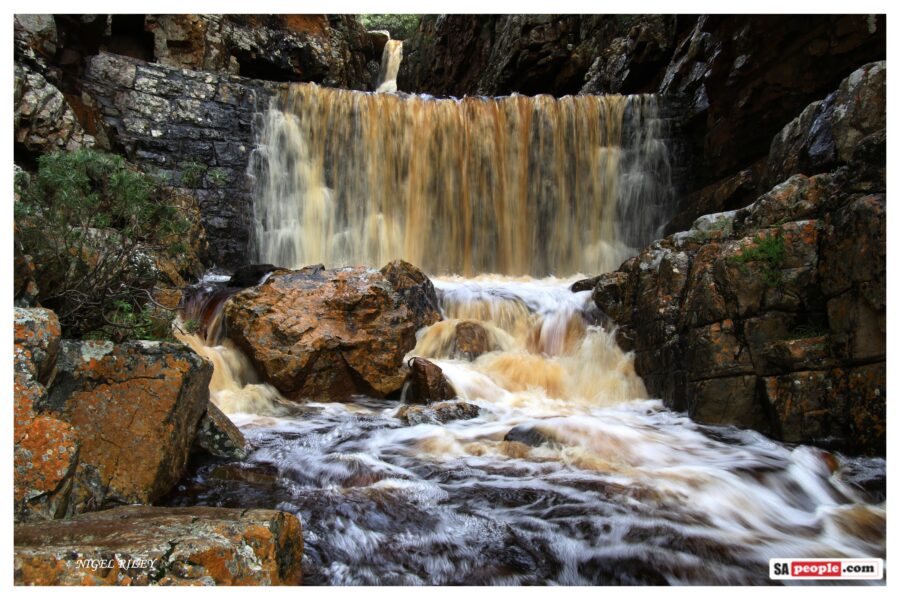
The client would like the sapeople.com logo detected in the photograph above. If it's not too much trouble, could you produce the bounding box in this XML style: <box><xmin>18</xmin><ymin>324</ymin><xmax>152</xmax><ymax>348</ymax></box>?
<box><xmin>769</xmin><ymin>558</ymin><xmax>884</xmax><ymax>580</ymax></box>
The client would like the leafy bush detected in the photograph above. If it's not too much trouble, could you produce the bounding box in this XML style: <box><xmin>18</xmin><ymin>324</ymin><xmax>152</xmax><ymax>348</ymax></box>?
<box><xmin>728</xmin><ymin>232</ymin><xmax>786</xmax><ymax>287</ymax></box>
<box><xmin>357</xmin><ymin>14</ymin><xmax>421</xmax><ymax>40</ymax></box>
<box><xmin>15</xmin><ymin>149</ymin><xmax>190</xmax><ymax>340</ymax></box>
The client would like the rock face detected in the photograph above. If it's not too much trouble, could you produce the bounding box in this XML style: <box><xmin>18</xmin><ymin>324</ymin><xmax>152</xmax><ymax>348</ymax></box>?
<box><xmin>14</xmin><ymin>63</ymin><xmax>95</xmax><ymax>159</ymax></box>
<box><xmin>80</xmin><ymin>52</ymin><xmax>281</xmax><ymax>267</ymax></box>
<box><xmin>225</xmin><ymin>263</ymin><xmax>441</xmax><ymax>401</ymax></box>
<box><xmin>146</xmin><ymin>14</ymin><xmax>375</xmax><ymax>89</ymax></box>
<box><xmin>15</xmin><ymin>337</ymin><xmax>213</xmax><ymax>519</ymax></box>
<box><xmin>589</xmin><ymin>64</ymin><xmax>885</xmax><ymax>455</ymax></box>
<box><xmin>14</xmin><ymin>506</ymin><xmax>303</xmax><ymax>585</ymax></box>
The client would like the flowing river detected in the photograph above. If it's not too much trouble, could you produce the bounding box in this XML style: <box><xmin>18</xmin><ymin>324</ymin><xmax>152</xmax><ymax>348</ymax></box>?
<box><xmin>169</xmin><ymin>275</ymin><xmax>886</xmax><ymax>585</ymax></box>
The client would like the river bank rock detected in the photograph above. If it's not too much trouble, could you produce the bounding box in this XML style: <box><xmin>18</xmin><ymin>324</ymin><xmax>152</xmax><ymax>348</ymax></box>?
<box><xmin>224</xmin><ymin>262</ymin><xmax>441</xmax><ymax>401</ymax></box>
<box><xmin>589</xmin><ymin>66</ymin><xmax>885</xmax><ymax>455</ymax></box>
<box><xmin>193</xmin><ymin>402</ymin><xmax>248</xmax><ymax>460</ymax></box>
<box><xmin>14</xmin><ymin>336</ymin><xmax>213</xmax><ymax>519</ymax></box>
<box><xmin>14</xmin><ymin>505</ymin><xmax>303</xmax><ymax>585</ymax></box>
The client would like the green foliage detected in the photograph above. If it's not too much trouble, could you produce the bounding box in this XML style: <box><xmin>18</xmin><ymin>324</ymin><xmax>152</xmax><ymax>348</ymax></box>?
<box><xmin>358</xmin><ymin>14</ymin><xmax>421</xmax><ymax>40</ymax></box>
<box><xmin>207</xmin><ymin>167</ymin><xmax>228</xmax><ymax>188</ymax></box>
<box><xmin>181</xmin><ymin>161</ymin><xmax>207</xmax><ymax>188</ymax></box>
<box><xmin>788</xmin><ymin>323</ymin><xmax>829</xmax><ymax>340</ymax></box>
<box><xmin>183</xmin><ymin>318</ymin><xmax>200</xmax><ymax>334</ymax></box>
<box><xmin>15</xmin><ymin>148</ymin><xmax>190</xmax><ymax>340</ymax></box>
<box><xmin>728</xmin><ymin>232</ymin><xmax>787</xmax><ymax>287</ymax></box>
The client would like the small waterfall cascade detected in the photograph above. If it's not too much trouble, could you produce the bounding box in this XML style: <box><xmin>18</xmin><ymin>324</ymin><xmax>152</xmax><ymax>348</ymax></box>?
<box><xmin>375</xmin><ymin>39</ymin><xmax>403</xmax><ymax>93</ymax></box>
<box><xmin>249</xmin><ymin>86</ymin><xmax>674</xmax><ymax>276</ymax></box>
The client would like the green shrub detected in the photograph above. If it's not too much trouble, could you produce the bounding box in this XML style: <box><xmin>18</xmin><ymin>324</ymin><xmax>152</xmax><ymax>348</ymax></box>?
<box><xmin>207</xmin><ymin>167</ymin><xmax>228</xmax><ymax>188</ymax></box>
<box><xmin>180</xmin><ymin>161</ymin><xmax>207</xmax><ymax>188</ymax></box>
<box><xmin>358</xmin><ymin>14</ymin><xmax>422</xmax><ymax>40</ymax></box>
<box><xmin>728</xmin><ymin>232</ymin><xmax>786</xmax><ymax>287</ymax></box>
<box><xmin>15</xmin><ymin>149</ymin><xmax>189</xmax><ymax>340</ymax></box>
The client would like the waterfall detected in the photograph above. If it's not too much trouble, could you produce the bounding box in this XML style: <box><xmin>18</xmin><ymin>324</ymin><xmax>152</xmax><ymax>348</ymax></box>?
<box><xmin>249</xmin><ymin>86</ymin><xmax>673</xmax><ymax>277</ymax></box>
<box><xmin>375</xmin><ymin>39</ymin><xmax>403</xmax><ymax>93</ymax></box>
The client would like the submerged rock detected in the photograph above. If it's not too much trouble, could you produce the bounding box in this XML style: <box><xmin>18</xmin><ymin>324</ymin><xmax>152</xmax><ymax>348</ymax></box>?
<box><xmin>404</xmin><ymin>358</ymin><xmax>457</xmax><ymax>404</ymax></box>
<box><xmin>397</xmin><ymin>401</ymin><xmax>480</xmax><ymax>425</ymax></box>
<box><xmin>14</xmin><ymin>505</ymin><xmax>303</xmax><ymax>585</ymax></box>
<box><xmin>225</xmin><ymin>262</ymin><xmax>441</xmax><ymax>401</ymax></box>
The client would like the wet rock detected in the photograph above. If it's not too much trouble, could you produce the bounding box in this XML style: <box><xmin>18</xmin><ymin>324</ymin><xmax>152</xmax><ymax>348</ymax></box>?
<box><xmin>380</xmin><ymin>259</ymin><xmax>442</xmax><ymax>330</ymax></box>
<box><xmin>227</xmin><ymin>264</ymin><xmax>278</xmax><ymax>288</ymax></box>
<box><xmin>404</xmin><ymin>358</ymin><xmax>456</xmax><ymax>404</ymax></box>
<box><xmin>14</xmin><ymin>63</ymin><xmax>95</xmax><ymax>158</ymax></box>
<box><xmin>688</xmin><ymin>375</ymin><xmax>769</xmax><ymax>433</ymax></box>
<box><xmin>209</xmin><ymin>463</ymin><xmax>280</xmax><ymax>488</ymax></box>
<box><xmin>14</xmin><ymin>505</ymin><xmax>303</xmax><ymax>585</ymax></box>
<box><xmin>40</xmin><ymin>340</ymin><xmax>212</xmax><ymax>514</ymax></box>
<box><xmin>762</xmin><ymin>370</ymin><xmax>847</xmax><ymax>448</ymax></box>
<box><xmin>397</xmin><ymin>401</ymin><xmax>480</xmax><ymax>425</ymax></box>
<box><xmin>455</xmin><ymin>320</ymin><xmax>495</xmax><ymax>359</ymax></box>
<box><xmin>504</xmin><ymin>425</ymin><xmax>555</xmax><ymax>448</ymax></box>
<box><xmin>225</xmin><ymin>262</ymin><xmax>440</xmax><ymax>401</ymax></box>
<box><xmin>193</xmin><ymin>402</ymin><xmax>247</xmax><ymax>460</ymax></box>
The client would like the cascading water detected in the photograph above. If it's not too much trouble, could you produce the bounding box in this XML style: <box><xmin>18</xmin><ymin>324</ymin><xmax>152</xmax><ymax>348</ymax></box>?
<box><xmin>249</xmin><ymin>84</ymin><xmax>673</xmax><ymax>276</ymax></box>
<box><xmin>170</xmin><ymin>277</ymin><xmax>885</xmax><ymax>585</ymax></box>
<box><xmin>170</xmin><ymin>77</ymin><xmax>885</xmax><ymax>586</ymax></box>
<box><xmin>375</xmin><ymin>39</ymin><xmax>403</xmax><ymax>93</ymax></box>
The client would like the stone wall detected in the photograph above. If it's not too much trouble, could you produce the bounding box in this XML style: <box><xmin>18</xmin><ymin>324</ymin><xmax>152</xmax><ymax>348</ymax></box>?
<box><xmin>80</xmin><ymin>52</ymin><xmax>285</xmax><ymax>268</ymax></box>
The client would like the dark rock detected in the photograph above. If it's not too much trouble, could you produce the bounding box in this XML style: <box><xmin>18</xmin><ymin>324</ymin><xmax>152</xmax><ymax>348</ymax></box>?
<box><xmin>397</xmin><ymin>401</ymin><xmax>480</xmax><ymax>425</ymax></box>
<box><xmin>380</xmin><ymin>259</ymin><xmax>442</xmax><ymax>330</ymax></box>
<box><xmin>193</xmin><ymin>402</ymin><xmax>247</xmax><ymax>460</ymax></box>
<box><xmin>504</xmin><ymin>425</ymin><xmax>555</xmax><ymax>448</ymax></box>
<box><xmin>14</xmin><ymin>505</ymin><xmax>303</xmax><ymax>585</ymax></box>
<box><xmin>404</xmin><ymin>358</ymin><xmax>457</xmax><ymax>404</ymax></box>
<box><xmin>227</xmin><ymin>264</ymin><xmax>278</xmax><ymax>288</ymax></box>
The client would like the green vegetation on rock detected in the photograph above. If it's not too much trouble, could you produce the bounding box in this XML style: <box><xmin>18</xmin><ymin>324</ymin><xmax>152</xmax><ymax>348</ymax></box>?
<box><xmin>358</xmin><ymin>14</ymin><xmax>421</xmax><ymax>40</ymax></box>
<box><xmin>728</xmin><ymin>232</ymin><xmax>786</xmax><ymax>287</ymax></box>
<box><xmin>15</xmin><ymin>148</ymin><xmax>189</xmax><ymax>340</ymax></box>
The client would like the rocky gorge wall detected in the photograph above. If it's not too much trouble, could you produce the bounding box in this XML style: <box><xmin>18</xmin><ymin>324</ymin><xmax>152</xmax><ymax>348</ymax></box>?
<box><xmin>587</xmin><ymin>62</ymin><xmax>886</xmax><ymax>455</ymax></box>
<box><xmin>400</xmin><ymin>15</ymin><xmax>886</xmax><ymax>232</ymax></box>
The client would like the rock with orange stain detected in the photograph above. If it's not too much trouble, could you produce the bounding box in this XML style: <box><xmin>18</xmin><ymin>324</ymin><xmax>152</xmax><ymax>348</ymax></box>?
<box><xmin>14</xmin><ymin>505</ymin><xmax>303</xmax><ymax>585</ymax></box>
<box><xmin>41</xmin><ymin>340</ymin><xmax>212</xmax><ymax>513</ymax></box>
<box><xmin>14</xmin><ymin>307</ymin><xmax>61</xmax><ymax>385</ymax></box>
<box><xmin>225</xmin><ymin>262</ymin><xmax>440</xmax><ymax>401</ymax></box>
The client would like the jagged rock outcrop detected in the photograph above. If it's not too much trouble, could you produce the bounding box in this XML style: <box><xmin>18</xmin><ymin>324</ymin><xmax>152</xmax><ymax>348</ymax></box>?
<box><xmin>193</xmin><ymin>402</ymin><xmax>248</xmax><ymax>460</ymax></box>
<box><xmin>146</xmin><ymin>14</ymin><xmax>375</xmax><ymax>89</ymax></box>
<box><xmin>80</xmin><ymin>52</ymin><xmax>282</xmax><ymax>267</ymax></box>
<box><xmin>14</xmin><ymin>63</ymin><xmax>95</xmax><ymax>160</ymax></box>
<box><xmin>224</xmin><ymin>262</ymin><xmax>442</xmax><ymax>401</ymax></box>
<box><xmin>14</xmin><ymin>506</ymin><xmax>303</xmax><ymax>585</ymax></box>
<box><xmin>589</xmin><ymin>64</ymin><xmax>885</xmax><ymax>455</ymax></box>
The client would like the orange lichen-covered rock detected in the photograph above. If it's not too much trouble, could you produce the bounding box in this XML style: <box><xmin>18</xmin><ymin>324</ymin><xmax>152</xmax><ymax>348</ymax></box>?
<box><xmin>14</xmin><ymin>307</ymin><xmax>61</xmax><ymax>385</ymax></box>
<box><xmin>42</xmin><ymin>340</ymin><xmax>212</xmax><ymax>513</ymax></box>
<box><xmin>225</xmin><ymin>262</ymin><xmax>440</xmax><ymax>401</ymax></box>
<box><xmin>14</xmin><ymin>506</ymin><xmax>303</xmax><ymax>585</ymax></box>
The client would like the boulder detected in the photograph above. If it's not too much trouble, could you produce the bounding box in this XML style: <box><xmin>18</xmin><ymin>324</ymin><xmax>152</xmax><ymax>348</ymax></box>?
<box><xmin>40</xmin><ymin>340</ymin><xmax>212</xmax><ymax>514</ymax></box>
<box><xmin>225</xmin><ymin>262</ymin><xmax>441</xmax><ymax>401</ymax></box>
<box><xmin>193</xmin><ymin>402</ymin><xmax>248</xmax><ymax>460</ymax></box>
<box><xmin>14</xmin><ymin>506</ymin><xmax>303</xmax><ymax>585</ymax></box>
<box><xmin>14</xmin><ymin>307</ymin><xmax>61</xmax><ymax>386</ymax></box>
<box><xmin>404</xmin><ymin>358</ymin><xmax>457</xmax><ymax>404</ymax></box>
